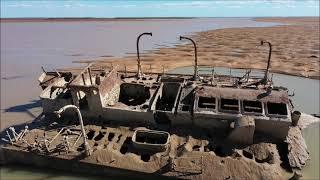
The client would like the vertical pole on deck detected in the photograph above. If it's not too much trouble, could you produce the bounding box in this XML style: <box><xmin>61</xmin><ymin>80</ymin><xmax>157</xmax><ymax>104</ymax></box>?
<box><xmin>136</xmin><ymin>32</ymin><xmax>153</xmax><ymax>78</ymax></box>
<box><xmin>179</xmin><ymin>36</ymin><xmax>198</xmax><ymax>80</ymax></box>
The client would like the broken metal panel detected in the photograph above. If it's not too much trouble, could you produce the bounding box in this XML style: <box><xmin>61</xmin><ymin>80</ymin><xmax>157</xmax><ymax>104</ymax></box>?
<box><xmin>196</xmin><ymin>86</ymin><xmax>290</xmax><ymax>104</ymax></box>
<box><xmin>38</xmin><ymin>71</ymin><xmax>62</xmax><ymax>89</ymax></box>
<box><xmin>98</xmin><ymin>66</ymin><xmax>121</xmax><ymax>96</ymax></box>
<box><xmin>69</xmin><ymin>63</ymin><xmax>94</xmax><ymax>86</ymax></box>
<box><xmin>155</xmin><ymin>82</ymin><xmax>182</xmax><ymax>112</ymax></box>
<box><xmin>39</xmin><ymin>77</ymin><xmax>74</xmax><ymax>114</ymax></box>
<box><xmin>177</xmin><ymin>85</ymin><xmax>196</xmax><ymax>112</ymax></box>
<box><xmin>171</xmin><ymin>85</ymin><xmax>195</xmax><ymax>126</ymax></box>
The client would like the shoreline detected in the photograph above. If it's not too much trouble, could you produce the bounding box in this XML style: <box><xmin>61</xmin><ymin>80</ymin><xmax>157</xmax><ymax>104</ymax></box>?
<box><xmin>1</xmin><ymin>17</ymin><xmax>318</xmax><ymax>24</ymax></box>
<box><xmin>85</xmin><ymin>17</ymin><xmax>319</xmax><ymax>80</ymax></box>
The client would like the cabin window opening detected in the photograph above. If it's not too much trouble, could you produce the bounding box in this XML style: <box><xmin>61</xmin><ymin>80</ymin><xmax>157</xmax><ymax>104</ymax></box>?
<box><xmin>156</xmin><ymin>83</ymin><xmax>181</xmax><ymax>111</ymax></box>
<box><xmin>267</xmin><ymin>102</ymin><xmax>288</xmax><ymax>115</ymax></box>
<box><xmin>181</xmin><ymin>105</ymin><xmax>190</xmax><ymax>111</ymax></box>
<box><xmin>220</xmin><ymin>98</ymin><xmax>239</xmax><ymax>111</ymax></box>
<box><xmin>243</xmin><ymin>100</ymin><xmax>263</xmax><ymax>113</ymax></box>
<box><xmin>59</xmin><ymin>89</ymin><xmax>72</xmax><ymax>99</ymax></box>
<box><xmin>198</xmin><ymin>97</ymin><xmax>216</xmax><ymax>109</ymax></box>
<box><xmin>78</xmin><ymin>91</ymin><xmax>89</xmax><ymax>110</ymax></box>
<box><xmin>119</xmin><ymin>83</ymin><xmax>150</xmax><ymax>106</ymax></box>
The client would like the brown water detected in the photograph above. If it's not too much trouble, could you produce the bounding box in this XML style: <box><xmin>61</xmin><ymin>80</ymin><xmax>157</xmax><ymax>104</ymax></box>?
<box><xmin>1</xmin><ymin>18</ymin><xmax>318</xmax><ymax>179</ymax></box>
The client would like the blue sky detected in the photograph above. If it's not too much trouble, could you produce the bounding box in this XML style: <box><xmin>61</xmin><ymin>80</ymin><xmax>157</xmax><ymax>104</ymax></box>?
<box><xmin>1</xmin><ymin>0</ymin><xmax>319</xmax><ymax>18</ymax></box>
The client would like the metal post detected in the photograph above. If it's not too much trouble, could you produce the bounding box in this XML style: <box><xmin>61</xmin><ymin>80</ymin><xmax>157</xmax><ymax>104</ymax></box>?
<box><xmin>54</xmin><ymin>105</ymin><xmax>91</xmax><ymax>156</ymax></box>
<box><xmin>124</xmin><ymin>64</ymin><xmax>127</xmax><ymax>77</ymax></box>
<box><xmin>136</xmin><ymin>32</ymin><xmax>152</xmax><ymax>78</ymax></box>
<box><xmin>260</xmin><ymin>41</ymin><xmax>272</xmax><ymax>84</ymax></box>
<box><xmin>81</xmin><ymin>74</ymin><xmax>86</xmax><ymax>86</ymax></box>
<box><xmin>179</xmin><ymin>36</ymin><xmax>198</xmax><ymax>80</ymax></box>
<box><xmin>41</xmin><ymin>66</ymin><xmax>46</xmax><ymax>73</ymax></box>
<box><xmin>88</xmin><ymin>68</ymin><xmax>93</xmax><ymax>85</ymax></box>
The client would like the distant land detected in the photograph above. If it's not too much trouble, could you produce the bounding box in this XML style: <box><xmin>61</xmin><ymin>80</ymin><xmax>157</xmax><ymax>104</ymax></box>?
<box><xmin>1</xmin><ymin>16</ymin><xmax>318</xmax><ymax>23</ymax></box>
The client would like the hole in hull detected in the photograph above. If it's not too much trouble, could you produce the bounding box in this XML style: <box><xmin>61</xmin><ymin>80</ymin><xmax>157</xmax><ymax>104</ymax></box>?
<box><xmin>193</xmin><ymin>145</ymin><xmax>201</xmax><ymax>151</ymax></box>
<box><xmin>117</xmin><ymin>134</ymin><xmax>123</xmax><ymax>143</ymax></box>
<box><xmin>120</xmin><ymin>146</ymin><xmax>128</xmax><ymax>154</ymax></box>
<box><xmin>141</xmin><ymin>154</ymin><xmax>150</xmax><ymax>162</ymax></box>
<box><xmin>214</xmin><ymin>146</ymin><xmax>234</xmax><ymax>157</ymax></box>
<box><xmin>243</xmin><ymin>150</ymin><xmax>253</xmax><ymax>159</ymax></box>
<box><xmin>108</xmin><ymin>132</ymin><xmax>115</xmax><ymax>141</ymax></box>
<box><xmin>87</xmin><ymin>130</ymin><xmax>95</xmax><ymax>140</ymax></box>
<box><xmin>94</xmin><ymin>131</ymin><xmax>105</xmax><ymax>141</ymax></box>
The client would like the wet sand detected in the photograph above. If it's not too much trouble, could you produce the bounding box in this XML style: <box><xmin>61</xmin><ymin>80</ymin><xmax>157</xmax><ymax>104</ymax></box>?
<box><xmin>92</xmin><ymin>17</ymin><xmax>319</xmax><ymax>80</ymax></box>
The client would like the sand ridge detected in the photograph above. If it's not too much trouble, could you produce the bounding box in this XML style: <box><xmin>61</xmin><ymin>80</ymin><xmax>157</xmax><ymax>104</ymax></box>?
<box><xmin>90</xmin><ymin>17</ymin><xmax>320</xmax><ymax>79</ymax></box>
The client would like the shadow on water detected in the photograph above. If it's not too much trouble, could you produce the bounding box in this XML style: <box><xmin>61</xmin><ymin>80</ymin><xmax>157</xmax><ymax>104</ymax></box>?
<box><xmin>4</xmin><ymin>100</ymin><xmax>41</xmax><ymax>113</ymax></box>
<box><xmin>3</xmin><ymin>100</ymin><xmax>41</xmax><ymax>119</ymax></box>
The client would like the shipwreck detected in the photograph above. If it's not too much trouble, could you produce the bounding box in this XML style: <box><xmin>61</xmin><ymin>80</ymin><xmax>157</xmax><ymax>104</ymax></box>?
<box><xmin>0</xmin><ymin>33</ymin><xmax>310</xmax><ymax>180</ymax></box>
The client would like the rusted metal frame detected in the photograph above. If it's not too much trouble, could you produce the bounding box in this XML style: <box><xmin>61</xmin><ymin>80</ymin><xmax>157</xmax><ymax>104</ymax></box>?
<box><xmin>40</xmin><ymin>76</ymin><xmax>58</xmax><ymax>86</ymax></box>
<box><xmin>98</xmin><ymin>65</ymin><xmax>120</xmax><ymax>95</ymax></box>
<box><xmin>81</xmin><ymin>74</ymin><xmax>86</xmax><ymax>86</ymax></box>
<box><xmin>54</xmin><ymin>105</ymin><xmax>92</xmax><ymax>156</ymax></box>
<box><xmin>88</xmin><ymin>68</ymin><xmax>93</xmax><ymax>85</ymax></box>
<box><xmin>136</xmin><ymin>32</ymin><xmax>153</xmax><ymax>78</ymax></box>
<box><xmin>261</xmin><ymin>41</ymin><xmax>272</xmax><ymax>83</ymax></box>
<box><xmin>179</xmin><ymin>36</ymin><xmax>198</xmax><ymax>80</ymax></box>
<box><xmin>196</xmin><ymin>86</ymin><xmax>289</xmax><ymax>104</ymax></box>
<box><xmin>70</xmin><ymin>63</ymin><xmax>93</xmax><ymax>86</ymax></box>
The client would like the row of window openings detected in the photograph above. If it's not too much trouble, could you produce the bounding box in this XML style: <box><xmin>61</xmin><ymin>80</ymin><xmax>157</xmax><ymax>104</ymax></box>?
<box><xmin>75</xmin><ymin>92</ymin><xmax>287</xmax><ymax>116</ymax></box>
<box><xmin>196</xmin><ymin>97</ymin><xmax>288</xmax><ymax>116</ymax></box>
